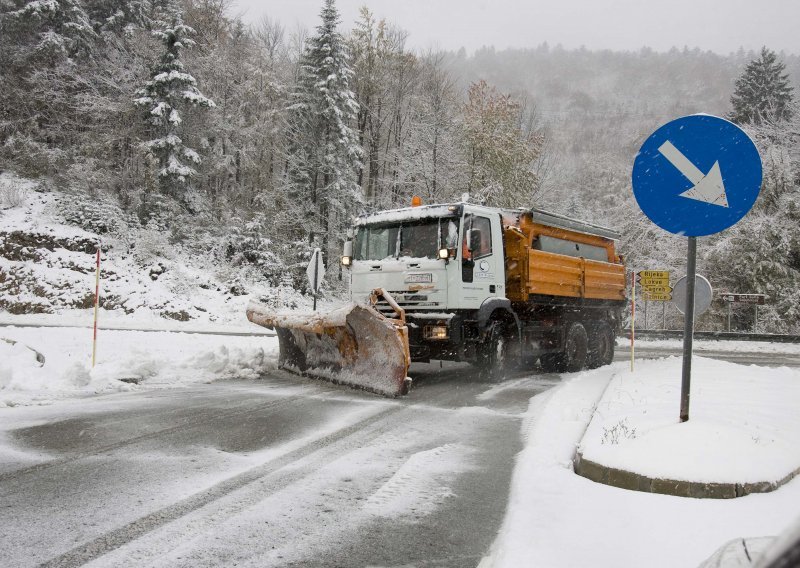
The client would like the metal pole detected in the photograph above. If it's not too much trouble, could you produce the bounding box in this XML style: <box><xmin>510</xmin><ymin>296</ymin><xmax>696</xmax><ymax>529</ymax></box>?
<box><xmin>727</xmin><ymin>302</ymin><xmax>732</xmax><ymax>332</ymax></box>
<box><xmin>630</xmin><ymin>271</ymin><xmax>635</xmax><ymax>372</ymax></box>
<box><xmin>312</xmin><ymin>251</ymin><xmax>318</xmax><ymax>312</ymax></box>
<box><xmin>754</xmin><ymin>305</ymin><xmax>758</xmax><ymax>333</ymax></box>
<box><xmin>680</xmin><ymin>237</ymin><xmax>697</xmax><ymax>423</ymax></box>
<box><xmin>644</xmin><ymin>300</ymin><xmax>648</xmax><ymax>330</ymax></box>
<box><xmin>662</xmin><ymin>301</ymin><xmax>666</xmax><ymax>330</ymax></box>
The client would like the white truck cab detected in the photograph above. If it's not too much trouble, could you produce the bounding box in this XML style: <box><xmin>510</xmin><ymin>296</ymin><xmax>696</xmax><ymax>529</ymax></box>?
<box><xmin>346</xmin><ymin>203</ymin><xmax>505</xmax><ymax>311</ymax></box>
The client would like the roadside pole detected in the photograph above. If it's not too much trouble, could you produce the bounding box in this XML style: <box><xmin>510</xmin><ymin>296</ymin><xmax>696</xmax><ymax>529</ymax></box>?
<box><xmin>630</xmin><ymin>271</ymin><xmax>635</xmax><ymax>372</ymax></box>
<box><xmin>728</xmin><ymin>302</ymin><xmax>732</xmax><ymax>332</ymax></box>
<box><xmin>679</xmin><ymin>238</ymin><xmax>696</xmax><ymax>422</ymax></box>
<box><xmin>306</xmin><ymin>248</ymin><xmax>325</xmax><ymax>312</ymax></box>
<box><xmin>92</xmin><ymin>247</ymin><xmax>100</xmax><ymax>368</ymax></box>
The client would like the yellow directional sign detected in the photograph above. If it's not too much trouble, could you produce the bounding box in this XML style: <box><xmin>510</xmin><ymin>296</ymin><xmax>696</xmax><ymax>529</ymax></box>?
<box><xmin>638</xmin><ymin>270</ymin><xmax>670</xmax><ymax>279</ymax></box>
<box><xmin>638</xmin><ymin>277</ymin><xmax>670</xmax><ymax>287</ymax></box>
<box><xmin>642</xmin><ymin>285</ymin><xmax>673</xmax><ymax>294</ymax></box>
<box><xmin>643</xmin><ymin>292</ymin><xmax>672</xmax><ymax>301</ymax></box>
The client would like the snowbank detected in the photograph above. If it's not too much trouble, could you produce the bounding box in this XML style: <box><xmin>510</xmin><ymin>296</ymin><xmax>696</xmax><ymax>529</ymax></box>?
<box><xmin>580</xmin><ymin>357</ymin><xmax>800</xmax><ymax>484</ymax></box>
<box><xmin>486</xmin><ymin>360</ymin><xmax>800</xmax><ymax>568</ymax></box>
<box><xmin>0</xmin><ymin>326</ymin><xmax>279</xmax><ymax>407</ymax></box>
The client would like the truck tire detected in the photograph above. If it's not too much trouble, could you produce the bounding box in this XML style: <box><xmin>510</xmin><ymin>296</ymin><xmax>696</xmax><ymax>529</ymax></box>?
<box><xmin>478</xmin><ymin>322</ymin><xmax>509</xmax><ymax>383</ymax></box>
<box><xmin>539</xmin><ymin>322</ymin><xmax>588</xmax><ymax>373</ymax></box>
<box><xmin>587</xmin><ymin>321</ymin><xmax>615</xmax><ymax>369</ymax></box>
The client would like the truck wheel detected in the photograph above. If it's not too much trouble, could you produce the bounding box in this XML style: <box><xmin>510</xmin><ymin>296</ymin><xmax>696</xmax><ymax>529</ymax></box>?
<box><xmin>478</xmin><ymin>323</ymin><xmax>509</xmax><ymax>383</ymax></box>
<box><xmin>587</xmin><ymin>321</ymin><xmax>615</xmax><ymax>369</ymax></box>
<box><xmin>539</xmin><ymin>322</ymin><xmax>588</xmax><ymax>373</ymax></box>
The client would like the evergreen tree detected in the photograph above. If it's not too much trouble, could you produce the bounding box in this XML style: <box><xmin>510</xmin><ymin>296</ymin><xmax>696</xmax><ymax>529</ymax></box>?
<box><xmin>134</xmin><ymin>7</ymin><xmax>215</xmax><ymax>205</ymax></box>
<box><xmin>2</xmin><ymin>0</ymin><xmax>96</xmax><ymax>63</ymax></box>
<box><xmin>730</xmin><ymin>47</ymin><xmax>794</xmax><ymax>125</ymax></box>
<box><xmin>285</xmin><ymin>0</ymin><xmax>362</xmax><ymax>259</ymax></box>
<box><xmin>83</xmin><ymin>0</ymin><xmax>149</xmax><ymax>34</ymax></box>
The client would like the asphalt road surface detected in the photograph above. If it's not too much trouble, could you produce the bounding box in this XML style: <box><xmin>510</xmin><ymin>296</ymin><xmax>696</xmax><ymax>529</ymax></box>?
<box><xmin>0</xmin><ymin>362</ymin><xmax>559</xmax><ymax>568</ymax></box>
<box><xmin>1</xmin><ymin>344</ymin><xmax>795</xmax><ymax>567</ymax></box>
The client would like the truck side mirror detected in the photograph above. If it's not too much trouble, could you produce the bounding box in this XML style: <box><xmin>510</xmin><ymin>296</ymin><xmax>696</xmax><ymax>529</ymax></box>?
<box><xmin>341</xmin><ymin>241</ymin><xmax>353</xmax><ymax>267</ymax></box>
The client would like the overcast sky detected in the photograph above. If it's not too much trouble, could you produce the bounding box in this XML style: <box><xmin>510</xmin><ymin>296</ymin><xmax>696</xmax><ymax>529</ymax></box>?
<box><xmin>231</xmin><ymin>0</ymin><xmax>800</xmax><ymax>55</ymax></box>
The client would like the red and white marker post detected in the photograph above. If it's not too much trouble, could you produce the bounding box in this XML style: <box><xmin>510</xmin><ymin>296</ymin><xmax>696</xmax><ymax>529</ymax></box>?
<box><xmin>630</xmin><ymin>270</ymin><xmax>635</xmax><ymax>372</ymax></box>
<box><xmin>92</xmin><ymin>247</ymin><xmax>100</xmax><ymax>368</ymax></box>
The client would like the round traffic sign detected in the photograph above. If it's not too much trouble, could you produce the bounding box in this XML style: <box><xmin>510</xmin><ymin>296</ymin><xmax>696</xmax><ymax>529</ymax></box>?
<box><xmin>632</xmin><ymin>115</ymin><xmax>762</xmax><ymax>237</ymax></box>
<box><xmin>672</xmin><ymin>275</ymin><xmax>713</xmax><ymax>315</ymax></box>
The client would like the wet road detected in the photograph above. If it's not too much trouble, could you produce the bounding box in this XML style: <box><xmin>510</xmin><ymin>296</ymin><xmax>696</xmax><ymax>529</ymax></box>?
<box><xmin>1</xmin><ymin>344</ymin><xmax>795</xmax><ymax>567</ymax></box>
<box><xmin>0</xmin><ymin>363</ymin><xmax>557</xmax><ymax>568</ymax></box>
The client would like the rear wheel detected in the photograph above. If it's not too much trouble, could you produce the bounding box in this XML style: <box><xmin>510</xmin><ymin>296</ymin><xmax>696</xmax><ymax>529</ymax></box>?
<box><xmin>539</xmin><ymin>322</ymin><xmax>588</xmax><ymax>373</ymax></box>
<box><xmin>587</xmin><ymin>321</ymin><xmax>615</xmax><ymax>369</ymax></box>
<box><xmin>478</xmin><ymin>322</ymin><xmax>510</xmax><ymax>383</ymax></box>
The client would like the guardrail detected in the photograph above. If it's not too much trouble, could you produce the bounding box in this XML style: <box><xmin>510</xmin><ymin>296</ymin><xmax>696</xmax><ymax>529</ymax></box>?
<box><xmin>624</xmin><ymin>329</ymin><xmax>800</xmax><ymax>344</ymax></box>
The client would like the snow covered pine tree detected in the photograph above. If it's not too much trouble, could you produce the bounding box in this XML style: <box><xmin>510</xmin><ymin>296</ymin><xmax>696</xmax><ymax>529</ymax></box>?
<box><xmin>286</xmin><ymin>0</ymin><xmax>362</xmax><ymax>267</ymax></box>
<box><xmin>134</xmin><ymin>7</ymin><xmax>215</xmax><ymax>207</ymax></box>
<box><xmin>730</xmin><ymin>47</ymin><xmax>794</xmax><ymax>126</ymax></box>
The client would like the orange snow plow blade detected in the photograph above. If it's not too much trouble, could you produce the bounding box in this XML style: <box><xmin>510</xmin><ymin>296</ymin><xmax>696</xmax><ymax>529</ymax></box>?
<box><xmin>246</xmin><ymin>289</ymin><xmax>411</xmax><ymax>397</ymax></box>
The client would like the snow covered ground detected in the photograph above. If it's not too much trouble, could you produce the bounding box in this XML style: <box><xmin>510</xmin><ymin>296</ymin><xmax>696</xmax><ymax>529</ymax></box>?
<box><xmin>581</xmin><ymin>357</ymin><xmax>800</xmax><ymax>484</ymax></box>
<box><xmin>623</xmin><ymin>336</ymin><xmax>800</xmax><ymax>355</ymax></box>
<box><xmin>0</xmin><ymin>173</ymin><xmax>333</xmax><ymax>328</ymax></box>
<box><xmin>0</xmin><ymin>325</ymin><xmax>278</xmax><ymax>407</ymax></box>
<box><xmin>3</xmin><ymin>321</ymin><xmax>799</xmax><ymax>566</ymax></box>
<box><xmin>485</xmin><ymin>358</ymin><xmax>800</xmax><ymax>567</ymax></box>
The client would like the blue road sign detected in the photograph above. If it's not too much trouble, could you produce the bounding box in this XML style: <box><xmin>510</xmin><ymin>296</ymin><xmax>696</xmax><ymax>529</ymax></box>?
<box><xmin>632</xmin><ymin>114</ymin><xmax>762</xmax><ymax>237</ymax></box>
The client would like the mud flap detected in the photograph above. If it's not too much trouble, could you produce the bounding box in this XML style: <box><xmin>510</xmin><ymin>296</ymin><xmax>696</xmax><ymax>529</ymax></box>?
<box><xmin>247</xmin><ymin>291</ymin><xmax>411</xmax><ymax>397</ymax></box>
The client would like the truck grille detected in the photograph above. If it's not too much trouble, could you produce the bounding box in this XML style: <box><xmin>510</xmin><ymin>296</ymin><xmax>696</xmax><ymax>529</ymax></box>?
<box><xmin>373</xmin><ymin>290</ymin><xmax>442</xmax><ymax>317</ymax></box>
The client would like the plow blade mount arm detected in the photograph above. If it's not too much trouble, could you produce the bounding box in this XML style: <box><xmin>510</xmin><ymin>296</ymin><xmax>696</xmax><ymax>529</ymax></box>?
<box><xmin>246</xmin><ymin>289</ymin><xmax>411</xmax><ymax>397</ymax></box>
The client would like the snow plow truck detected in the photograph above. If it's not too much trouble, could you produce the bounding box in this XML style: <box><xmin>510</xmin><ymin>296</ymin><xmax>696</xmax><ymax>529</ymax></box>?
<box><xmin>247</xmin><ymin>199</ymin><xmax>627</xmax><ymax>396</ymax></box>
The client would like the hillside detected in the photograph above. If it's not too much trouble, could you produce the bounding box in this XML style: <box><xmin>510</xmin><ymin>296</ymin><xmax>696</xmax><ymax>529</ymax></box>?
<box><xmin>0</xmin><ymin>173</ymin><xmax>313</xmax><ymax>329</ymax></box>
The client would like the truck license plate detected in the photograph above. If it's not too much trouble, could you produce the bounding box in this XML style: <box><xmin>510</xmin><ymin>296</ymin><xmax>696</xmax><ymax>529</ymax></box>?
<box><xmin>405</xmin><ymin>273</ymin><xmax>432</xmax><ymax>283</ymax></box>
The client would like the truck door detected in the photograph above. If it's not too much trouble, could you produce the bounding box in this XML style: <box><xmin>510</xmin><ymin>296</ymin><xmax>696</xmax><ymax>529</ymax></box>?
<box><xmin>460</xmin><ymin>214</ymin><xmax>504</xmax><ymax>306</ymax></box>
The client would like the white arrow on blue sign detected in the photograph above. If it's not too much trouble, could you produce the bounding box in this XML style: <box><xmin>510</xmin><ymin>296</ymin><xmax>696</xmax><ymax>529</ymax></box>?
<box><xmin>632</xmin><ymin>114</ymin><xmax>762</xmax><ymax>237</ymax></box>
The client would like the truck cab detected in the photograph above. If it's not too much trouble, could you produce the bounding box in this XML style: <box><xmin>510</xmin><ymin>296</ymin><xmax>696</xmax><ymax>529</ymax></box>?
<box><xmin>344</xmin><ymin>202</ymin><xmax>513</xmax><ymax>367</ymax></box>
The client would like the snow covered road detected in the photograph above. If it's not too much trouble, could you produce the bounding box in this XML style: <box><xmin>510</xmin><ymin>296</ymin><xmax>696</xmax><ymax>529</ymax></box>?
<box><xmin>0</xmin><ymin>363</ymin><xmax>551</xmax><ymax>567</ymax></box>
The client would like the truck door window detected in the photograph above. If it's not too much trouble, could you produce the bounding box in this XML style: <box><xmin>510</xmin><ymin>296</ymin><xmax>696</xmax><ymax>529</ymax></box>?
<box><xmin>462</xmin><ymin>216</ymin><xmax>492</xmax><ymax>260</ymax></box>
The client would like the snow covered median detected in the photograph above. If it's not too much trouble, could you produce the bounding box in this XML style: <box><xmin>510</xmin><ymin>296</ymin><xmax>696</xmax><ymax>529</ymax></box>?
<box><xmin>579</xmin><ymin>356</ymin><xmax>800</xmax><ymax>485</ymax></box>
<box><xmin>0</xmin><ymin>326</ymin><xmax>278</xmax><ymax>407</ymax></box>
<box><xmin>486</xmin><ymin>358</ymin><xmax>800</xmax><ymax>567</ymax></box>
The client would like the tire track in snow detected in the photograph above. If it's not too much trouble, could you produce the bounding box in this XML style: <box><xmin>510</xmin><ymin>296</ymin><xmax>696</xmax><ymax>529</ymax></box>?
<box><xmin>37</xmin><ymin>403</ymin><xmax>407</xmax><ymax>568</ymax></box>
<box><xmin>363</xmin><ymin>443</ymin><xmax>473</xmax><ymax>518</ymax></box>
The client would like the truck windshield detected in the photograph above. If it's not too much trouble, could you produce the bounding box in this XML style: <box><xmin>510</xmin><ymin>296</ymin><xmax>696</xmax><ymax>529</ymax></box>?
<box><xmin>354</xmin><ymin>218</ymin><xmax>459</xmax><ymax>260</ymax></box>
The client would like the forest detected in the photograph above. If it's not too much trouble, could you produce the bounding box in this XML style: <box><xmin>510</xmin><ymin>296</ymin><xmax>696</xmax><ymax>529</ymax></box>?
<box><xmin>1</xmin><ymin>0</ymin><xmax>799</xmax><ymax>332</ymax></box>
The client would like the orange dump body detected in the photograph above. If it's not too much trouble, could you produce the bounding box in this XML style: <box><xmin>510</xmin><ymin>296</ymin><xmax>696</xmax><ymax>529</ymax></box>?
<box><xmin>502</xmin><ymin>211</ymin><xmax>626</xmax><ymax>304</ymax></box>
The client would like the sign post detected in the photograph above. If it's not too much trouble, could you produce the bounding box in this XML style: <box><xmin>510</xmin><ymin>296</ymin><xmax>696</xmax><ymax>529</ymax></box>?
<box><xmin>721</xmin><ymin>293</ymin><xmax>766</xmax><ymax>333</ymax></box>
<box><xmin>680</xmin><ymin>238</ymin><xmax>696</xmax><ymax>422</ymax></box>
<box><xmin>630</xmin><ymin>271</ymin><xmax>635</xmax><ymax>372</ymax></box>
<box><xmin>632</xmin><ymin>114</ymin><xmax>762</xmax><ymax>422</ymax></box>
<box><xmin>306</xmin><ymin>248</ymin><xmax>326</xmax><ymax>311</ymax></box>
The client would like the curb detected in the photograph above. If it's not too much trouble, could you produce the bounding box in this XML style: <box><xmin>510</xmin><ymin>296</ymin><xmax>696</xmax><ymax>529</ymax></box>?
<box><xmin>574</xmin><ymin>452</ymin><xmax>800</xmax><ymax>499</ymax></box>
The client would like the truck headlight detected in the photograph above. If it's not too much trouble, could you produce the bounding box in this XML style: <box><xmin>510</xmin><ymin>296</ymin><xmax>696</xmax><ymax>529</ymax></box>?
<box><xmin>424</xmin><ymin>325</ymin><xmax>449</xmax><ymax>340</ymax></box>
<box><xmin>341</xmin><ymin>256</ymin><xmax>352</xmax><ymax>267</ymax></box>
<box><xmin>438</xmin><ymin>248</ymin><xmax>449</xmax><ymax>260</ymax></box>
